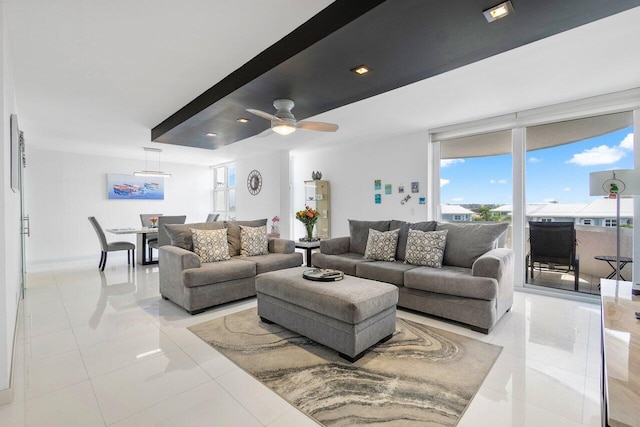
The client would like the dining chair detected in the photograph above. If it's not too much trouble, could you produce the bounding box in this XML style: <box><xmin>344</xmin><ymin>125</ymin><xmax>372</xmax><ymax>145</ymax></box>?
<box><xmin>88</xmin><ymin>216</ymin><xmax>135</xmax><ymax>271</ymax></box>
<box><xmin>206</xmin><ymin>213</ymin><xmax>220</xmax><ymax>222</ymax></box>
<box><xmin>140</xmin><ymin>214</ymin><xmax>163</xmax><ymax>261</ymax></box>
<box><xmin>149</xmin><ymin>215</ymin><xmax>187</xmax><ymax>253</ymax></box>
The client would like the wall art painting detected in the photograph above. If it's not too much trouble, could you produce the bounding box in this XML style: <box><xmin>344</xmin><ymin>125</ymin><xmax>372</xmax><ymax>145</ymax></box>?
<box><xmin>107</xmin><ymin>174</ymin><xmax>165</xmax><ymax>200</ymax></box>
<box><xmin>374</xmin><ymin>179</ymin><xmax>381</xmax><ymax>191</ymax></box>
<box><xmin>375</xmin><ymin>194</ymin><xmax>381</xmax><ymax>204</ymax></box>
<box><xmin>385</xmin><ymin>184</ymin><xmax>392</xmax><ymax>195</ymax></box>
<box><xmin>411</xmin><ymin>182</ymin><xmax>419</xmax><ymax>193</ymax></box>
<box><xmin>398</xmin><ymin>184</ymin><xmax>405</xmax><ymax>193</ymax></box>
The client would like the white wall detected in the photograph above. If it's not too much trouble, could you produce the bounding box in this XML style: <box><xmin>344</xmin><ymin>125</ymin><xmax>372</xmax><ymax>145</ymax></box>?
<box><xmin>24</xmin><ymin>148</ymin><xmax>212</xmax><ymax>264</ymax></box>
<box><xmin>291</xmin><ymin>131</ymin><xmax>429</xmax><ymax>238</ymax></box>
<box><xmin>0</xmin><ymin>1</ymin><xmax>21</xmax><ymax>396</ymax></box>
<box><xmin>232</xmin><ymin>151</ymin><xmax>291</xmax><ymax>238</ymax></box>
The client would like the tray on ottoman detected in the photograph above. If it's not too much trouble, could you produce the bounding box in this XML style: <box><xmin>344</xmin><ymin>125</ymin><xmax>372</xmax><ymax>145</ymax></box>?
<box><xmin>255</xmin><ymin>266</ymin><xmax>398</xmax><ymax>362</ymax></box>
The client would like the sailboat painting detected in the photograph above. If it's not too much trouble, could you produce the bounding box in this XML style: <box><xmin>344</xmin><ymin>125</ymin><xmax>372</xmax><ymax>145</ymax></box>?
<box><xmin>107</xmin><ymin>174</ymin><xmax>165</xmax><ymax>200</ymax></box>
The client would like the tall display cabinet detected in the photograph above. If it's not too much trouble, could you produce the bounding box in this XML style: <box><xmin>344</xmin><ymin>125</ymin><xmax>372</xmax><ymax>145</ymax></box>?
<box><xmin>304</xmin><ymin>180</ymin><xmax>330</xmax><ymax>239</ymax></box>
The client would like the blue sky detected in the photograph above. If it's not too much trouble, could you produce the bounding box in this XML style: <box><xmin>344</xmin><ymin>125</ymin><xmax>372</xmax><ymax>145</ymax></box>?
<box><xmin>441</xmin><ymin>126</ymin><xmax>634</xmax><ymax>205</ymax></box>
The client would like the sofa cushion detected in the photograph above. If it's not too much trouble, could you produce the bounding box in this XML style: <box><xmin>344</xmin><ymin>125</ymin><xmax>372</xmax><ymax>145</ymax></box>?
<box><xmin>390</xmin><ymin>220</ymin><xmax>437</xmax><ymax>261</ymax></box>
<box><xmin>348</xmin><ymin>220</ymin><xmax>390</xmax><ymax>254</ymax></box>
<box><xmin>356</xmin><ymin>260</ymin><xmax>418</xmax><ymax>286</ymax></box>
<box><xmin>240</xmin><ymin>225</ymin><xmax>269</xmax><ymax>256</ymax></box>
<box><xmin>224</xmin><ymin>219</ymin><xmax>268</xmax><ymax>256</ymax></box>
<box><xmin>404</xmin><ymin>265</ymin><xmax>498</xmax><ymax>300</ymax></box>
<box><xmin>405</xmin><ymin>229</ymin><xmax>448</xmax><ymax>268</ymax></box>
<box><xmin>311</xmin><ymin>252</ymin><xmax>373</xmax><ymax>276</ymax></box>
<box><xmin>235</xmin><ymin>252</ymin><xmax>303</xmax><ymax>275</ymax></box>
<box><xmin>182</xmin><ymin>258</ymin><xmax>256</xmax><ymax>288</ymax></box>
<box><xmin>363</xmin><ymin>228</ymin><xmax>400</xmax><ymax>261</ymax></box>
<box><xmin>436</xmin><ymin>222</ymin><xmax>509</xmax><ymax>268</ymax></box>
<box><xmin>191</xmin><ymin>228</ymin><xmax>230</xmax><ymax>262</ymax></box>
<box><xmin>165</xmin><ymin>222</ymin><xmax>225</xmax><ymax>250</ymax></box>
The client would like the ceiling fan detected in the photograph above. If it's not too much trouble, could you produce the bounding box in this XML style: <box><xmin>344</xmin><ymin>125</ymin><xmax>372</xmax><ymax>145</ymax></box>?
<box><xmin>246</xmin><ymin>99</ymin><xmax>339</xmax><ymax>136</ymax></box>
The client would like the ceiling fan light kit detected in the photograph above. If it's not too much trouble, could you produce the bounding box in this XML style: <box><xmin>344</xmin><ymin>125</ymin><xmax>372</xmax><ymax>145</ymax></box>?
<box><xmin>246</xmin><ymin>98</ymin><xmax>339</xmax><ymax>136</ymax></box>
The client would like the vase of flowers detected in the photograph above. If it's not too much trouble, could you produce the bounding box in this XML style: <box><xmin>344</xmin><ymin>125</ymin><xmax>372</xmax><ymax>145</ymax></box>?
<box><xmin>271</xmin><ymin>215</ymin><xmax>280</xmax><ymax>234</ymax></box>
<box><xmin>150</xmin><ymin>216</ymin><xmax>158</xmax><ymax>228</ymax></box>
<box><xmin>295</xmin><ymin>205</ymin><xmax>320</xmax><ymax>241</ymax></box>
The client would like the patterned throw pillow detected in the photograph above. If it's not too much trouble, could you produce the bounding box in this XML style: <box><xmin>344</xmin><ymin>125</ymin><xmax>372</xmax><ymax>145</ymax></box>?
<box><xmin>363</xmin><ymin>228</ymin><xmax>400</xmax><ymax>262</ymax></box>
<box><xmin>191</xmin><ymin>228</ymin><xmax>230</xmax><ymax>262</ymax></box>
<box><xmin>404</xmin><ymin>229</ymin><xmax>448</xmax><ymax>268</ymax></box>
<box><xmin>240</xmin><ymin>225</ymin><xmax>269</xmax><ymax>256</ymax></box>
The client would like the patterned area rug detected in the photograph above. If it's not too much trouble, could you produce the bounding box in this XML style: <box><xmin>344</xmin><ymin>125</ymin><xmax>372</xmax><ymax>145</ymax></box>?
<box><xmin>188</xmin><ymin>308</ymin><xmax>501</xmax><ymax>426</ymax></box>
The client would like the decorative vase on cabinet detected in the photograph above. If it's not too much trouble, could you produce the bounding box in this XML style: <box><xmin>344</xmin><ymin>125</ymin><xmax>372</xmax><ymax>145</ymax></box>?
<box><xmin>304</xmin><ymin>180</ymin><xmax>330</xmax><ymax>239</ymax></box>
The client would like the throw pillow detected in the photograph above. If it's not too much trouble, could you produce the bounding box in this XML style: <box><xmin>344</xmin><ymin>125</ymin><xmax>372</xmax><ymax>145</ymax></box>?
<box><xmin>165</xmin><ymin>222</ymin><xmax>225</xmax><ymax>250</ymax></box>
<box><xmin>390</xmin><ymin>220</ymin><xmax>438</xmax><ymax>261</ymax></box>
<box><xmin>363</xmin><ymin>228</ymin><xmax>400</xmax><ymax>262</ymax></box>
<box><xmin>240</xmin><ymin>225</ymin><xmax>269</xmax><ymax>256</ymax></box>
<box><xmin>404</xmin><ymin>229</ymin><xmax>448</xmax><ymax>268</ymax></box>
<box><xmin>224</xmin><ymin>219</ymin><xmax>268</xmax><ymax>256</ymax></box>
<box><xmin>190</xmin><ymin>228</ymin><xmax>230</xmax><ymax>262</ymax></box>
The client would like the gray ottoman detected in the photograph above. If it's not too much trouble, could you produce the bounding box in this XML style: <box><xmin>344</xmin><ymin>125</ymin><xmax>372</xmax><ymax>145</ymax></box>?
<box><xmin>255</xmin><ymin>266</ymin><xmax>398</xmax><ymax>362</ymax></box>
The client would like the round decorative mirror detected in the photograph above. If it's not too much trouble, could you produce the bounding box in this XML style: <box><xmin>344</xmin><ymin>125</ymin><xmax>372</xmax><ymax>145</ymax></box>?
<box><xmin>247</xmin><ymin>170</ymin><xmax>262</xmax><ymax>195</ymax></box>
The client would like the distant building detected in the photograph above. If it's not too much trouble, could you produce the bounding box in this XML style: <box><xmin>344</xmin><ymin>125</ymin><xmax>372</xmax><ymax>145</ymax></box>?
<box><xmin>490</xmin><ymin>198</ymin><xmax>633</xmax><ymax>226</ymax></box>
<box><xmin>441</xmin><ymin>204</ymin><xmax>474</xmax><ymax>222</ymax></box>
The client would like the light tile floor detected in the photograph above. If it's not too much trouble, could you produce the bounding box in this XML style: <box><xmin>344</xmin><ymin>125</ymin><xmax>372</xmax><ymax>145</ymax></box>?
<box><xmin>0</xmin><ymin>259</ymin><xmax>602</xmax><ymax>426</ymax></box>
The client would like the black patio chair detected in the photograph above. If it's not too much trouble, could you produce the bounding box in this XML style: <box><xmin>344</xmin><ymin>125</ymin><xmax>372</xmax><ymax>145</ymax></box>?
<box><xmin>528</xmin><ymin>221</ymin><xmax>580</xmax><ymax>291</ymax></box>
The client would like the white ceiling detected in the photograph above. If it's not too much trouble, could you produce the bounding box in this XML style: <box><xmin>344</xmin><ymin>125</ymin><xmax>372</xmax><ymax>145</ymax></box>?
<box><xmin>6</xmin><ymin>1</ymin><xmax>640</xmax><ymax>166</ymax></box>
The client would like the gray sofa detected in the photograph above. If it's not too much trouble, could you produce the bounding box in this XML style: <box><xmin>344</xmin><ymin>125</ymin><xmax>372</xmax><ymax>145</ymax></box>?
<box><xmin>312</xmin><ymin>220</ymin><xmax>514</xmax><ymax>333</ymax></box>
<box><xmin>159</xmin><ymin>219</ymin><xmax>303</xmax><ymax>314</ymax></box>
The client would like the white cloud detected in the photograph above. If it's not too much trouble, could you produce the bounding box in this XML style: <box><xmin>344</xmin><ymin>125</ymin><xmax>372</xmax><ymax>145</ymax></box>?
<box><xmin>489</xmin><ymin>179</ymin><xmax>496</xmax><ymax>184</ymax></box>
<box><xmin>452</xmin><ymin>197</ymin><xmax>464</xmax><ymax>202</ymax></box>
<box><xmin>563</xmin><ymin>187</ymin><xmax>571</xmax><ymax>192</ymax></box>
<box><xmin>566</xmin><ymin>145</ymin><xmax>625</xmax><ymax>166</ymax></box>
<box><xmin>498</xmin><ymin>179</ymin><xmax>507</xmax><ymax>184</ymax></box>
<box><xmin>441</xmin><ymin>159</ymin><xmax>464</xmax><ymax>168</ymax></box>
<box><xmin>529</xmin><ymin>156</ymin><xmax>542</xmax><ymax>163</ymax></box>
<box><xmin>619</xmin><ymin>133</ymin><xmax>634</xmax><ymax>150</ymax></box>
<box><xmin>440</xmin><ymin>178</ymin><xmax>450</xmax><ymax>187</ymax></box>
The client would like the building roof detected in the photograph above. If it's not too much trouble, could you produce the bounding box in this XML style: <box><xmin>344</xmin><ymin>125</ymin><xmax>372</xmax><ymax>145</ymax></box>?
<box><xmin>490</xmin><ymin>198</ymin><xmax>633</xmax><ymax>218</ymax></box>
<box><xmin>441</xmin><ymin>204</ymin><xmax>474</xmax><ymax>215</ymax></box>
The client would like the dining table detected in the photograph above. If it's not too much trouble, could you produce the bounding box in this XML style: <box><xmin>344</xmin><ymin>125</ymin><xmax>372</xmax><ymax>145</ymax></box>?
<box><xmin>106</xmin><ymin>227</ymin><xmax>158</xmax><ymax>265</ymax></box>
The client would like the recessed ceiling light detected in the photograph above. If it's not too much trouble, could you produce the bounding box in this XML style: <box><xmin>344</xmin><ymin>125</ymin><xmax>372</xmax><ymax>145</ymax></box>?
<box><xmin>483</xmin><ymin>1</ymin><xmax>514</xmax><ymax>22</ymax></box>
<box><xmin>351</xmin><ymin>65</ymin><xmax>370</xmax><ymax>76</ymax></box>
<box><xmin>206</xmin><ymin>132</ymin><xmax>217</xmax><ymax>137</ymax></box>
<box><xmin>236</xmin><ymin>118</ymin><xmax>250</xmax><ymax>123</ymax></box>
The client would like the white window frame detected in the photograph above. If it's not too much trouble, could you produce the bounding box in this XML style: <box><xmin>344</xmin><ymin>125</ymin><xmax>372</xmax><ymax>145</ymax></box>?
<box><xmin>582</xmin><ymin>219</ymin><xmax>593</xmax><ymax>225</ymax></box>
<box><xmin>428</xmin><ymin>88</ymin><xmax>640</xmax><ymax>291</ymax></box>
<box><xmin>453</xmin><ymin>214</ymin><xmax>463</xmax><ymax>221</ymax></box>
<box><xmin>605</xmin><ymin>219</ymin><xmax>617</xmax><ymax>227</ymax></box>
<box><xmin>213</xmin><ymin>163</ymin><xmax>236</xmax><ymax>220</ymax></box>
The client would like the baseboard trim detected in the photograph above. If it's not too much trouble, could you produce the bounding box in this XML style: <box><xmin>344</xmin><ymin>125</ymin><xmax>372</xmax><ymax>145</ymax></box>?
<box><xmin>0</xmin><ymin>297</ymin><xmax>22</xmax><ymax>406</ymax></box>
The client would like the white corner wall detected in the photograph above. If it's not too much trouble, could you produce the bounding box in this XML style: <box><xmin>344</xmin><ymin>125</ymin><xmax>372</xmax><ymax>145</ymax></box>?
<box><xmin>0</xmin><ymin>1</ymin><xmax>21</xmax><ymax>397</ymax></box>
<box><xmin>24</xmin><ymin>148</ymin><xmax>213</xmax><ymax>264</ymax></box>
<box><xmin>233</xmin><ymin>151</ymin><xmax>291</xmax><ymax>238</ymax></box>
<box><xmin>291</xmin><ymin>131</ymin><xmax>429</xmax><ymax>238</ymax></box>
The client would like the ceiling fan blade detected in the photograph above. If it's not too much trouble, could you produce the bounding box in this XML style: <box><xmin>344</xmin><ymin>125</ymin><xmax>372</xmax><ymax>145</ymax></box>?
<box><xmin>246</xmin><ymin>109</ymin><xmax>283</xmax><ymax>122</ymax></box>
<box><xmin>296</xmin><ymin>121</ymin><xmax>339</xmax><ymax>132</ymax></box>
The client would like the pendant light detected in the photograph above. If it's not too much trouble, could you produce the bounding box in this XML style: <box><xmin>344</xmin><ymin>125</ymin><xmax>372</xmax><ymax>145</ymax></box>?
<box><xmin>134</xmin><ymin>147</ymin><xmax>172</xmax><ymax>178</ymax></box>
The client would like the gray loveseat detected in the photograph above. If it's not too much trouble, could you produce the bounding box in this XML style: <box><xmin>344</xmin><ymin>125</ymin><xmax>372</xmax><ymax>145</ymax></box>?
<box><xmin>312</xmin><ymin>220</ymin><xmax>514</xmax><ymax>333</ymax></box>
<box><xmin>159</xmin><ymin>219</ymin><xmax>303</xmax><ymax>314</ymax></box>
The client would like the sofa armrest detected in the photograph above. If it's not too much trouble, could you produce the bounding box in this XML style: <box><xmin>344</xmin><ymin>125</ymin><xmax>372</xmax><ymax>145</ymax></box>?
<box><xmin>320</xmin><ymin>236</ymin><xmax>350</xmax><ymax>255</ymax></box>
<box><xmin>159</xmin><ymin>245</ymin><xmax>201</xmax><ymax>271</ymax></box>
<box><xmin>268</xmin><ymin>238</ymin><xmax>295</xmax><ymax>254</ymax></box>
<box><xmin>472</xmin><ymin>248</ymin><xmax>513</xmax><ymax>281</ymax></box>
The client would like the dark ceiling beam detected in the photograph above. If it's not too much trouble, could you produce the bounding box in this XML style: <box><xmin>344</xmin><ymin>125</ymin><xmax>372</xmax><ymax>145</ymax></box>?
<box><xmin>151</xmin><ymin>0</ymin><xmax>386</xmax><ymax>141</ymax></box>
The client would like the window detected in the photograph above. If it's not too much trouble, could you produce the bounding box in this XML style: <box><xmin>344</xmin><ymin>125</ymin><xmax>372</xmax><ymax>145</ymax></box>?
<box><xmin>213</xmin><ymin>164</ymin><xmax>236</xmax><ymax>219</ymax></box>
<box><xmin>541</xmin><ymin>218</ymin><xmax>552</xmax><ymax>222</ymax></box>
<box><xmin>453</xmin><ymin>215</ymin><xmax>463</xmax><ymax>221</ymax></box>
<box><xmin>605</xmin><ymin>219</ymin><xmax>617</xmax><ymax>227</ymax></box>
<box><xmin>582</xmin><ymin>219</ymin><xmax>592</xmax><ymax>225</ymax></box>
